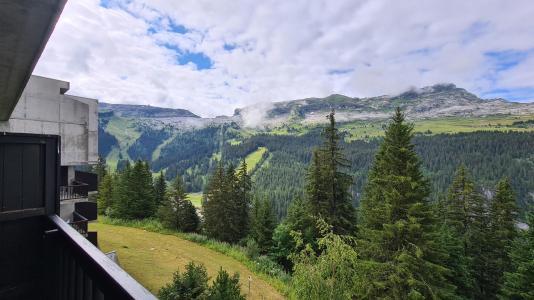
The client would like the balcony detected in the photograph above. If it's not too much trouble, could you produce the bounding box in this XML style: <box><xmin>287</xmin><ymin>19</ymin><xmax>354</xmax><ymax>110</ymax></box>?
<box><xmin>60</xmin><ymin>182</ymin><xmax>89</xmax><ymax>201</ymax></box>
<box><xmin>0</xmin><ymin>133</ymin><xmax>156</xmax><ymax>299</ymax></box>
<box><xmin>43</xmin><ymin>215</ymin><xmax>156</xmax><ymax>299</ymax></box>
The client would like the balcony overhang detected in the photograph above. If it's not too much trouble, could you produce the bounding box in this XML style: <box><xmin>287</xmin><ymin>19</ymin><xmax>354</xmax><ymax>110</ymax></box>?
<box><xmin>0</xmin><ymin>0</ymin><xmax>67</xmax><ymax>121</ymax></box>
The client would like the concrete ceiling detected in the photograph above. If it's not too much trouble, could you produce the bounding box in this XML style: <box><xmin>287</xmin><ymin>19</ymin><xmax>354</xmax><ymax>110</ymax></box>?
<box><xmin>0</xmin><ymin>0</ymin><xmax>67</xmax><ymax>121</ymax></box>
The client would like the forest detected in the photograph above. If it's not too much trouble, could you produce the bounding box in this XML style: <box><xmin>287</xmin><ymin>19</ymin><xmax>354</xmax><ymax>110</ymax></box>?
<box><xmin>96</xmin><ymin>109</ymin><xmax>534</xmax><ymax>299</ymax></box>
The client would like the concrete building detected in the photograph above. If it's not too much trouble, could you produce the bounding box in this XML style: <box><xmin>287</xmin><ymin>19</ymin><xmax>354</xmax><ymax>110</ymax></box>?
<box><xmin>0</xmin><ymin>75</ymin><xmax>99</xmax><ymax>220</ymax></box>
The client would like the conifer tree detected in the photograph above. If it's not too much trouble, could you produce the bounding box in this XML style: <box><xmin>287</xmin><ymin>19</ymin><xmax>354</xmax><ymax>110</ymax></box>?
<box><xmin>158</xmin><ymin>262</ymin><xmax>209</xmax><ymax>300</ymax></box>
<box><xmin>235</xmin><ymin>160</ymin><xmax>252</xmax><ymax>239</ymax></box>
<box><xmin>305</xmin><ymin>111</ymin><xmax>356</xmax><ymax>235</ymax></box>
<box><xmin>111</xmin><ymin>160</ymin><xmax>134</xmax><ymax>218</ymax></box>
<box><xmin>440</xmin><ymin>165</ymin><xmax>487</xmax><ymax>298</ymax></box>
<box><xmin>207</xmin><ymin>268</ymin><xmax>245</xmax><ymax>300</ymax></box>
<box><xmin>92</xmin><ymin>156</ymin><xmax>108</xmax><ymax>183</ymax></box>
<box><xmin>97</xmin><ymin>173</ymin><xmax>114</xmax><ymax>215</ymax></box>
<box><xmin>499</xmin><ymin>209</ymin><xmax>534</xmax><ymax>299</ymax></box>
<box><xmin>486</xmin><ymin>178</ymin><xmax>519</xmax><ymax>296</ymax></box>
<box><xmin>357</xmin><ymin>108</ymin><xmax>456</xmax><ymax>299</ymax></box>
<box><xmin>250</xmin><ymin>197</ymin><xmax>277</xmax><ymax>254</ymax></box>
<box><xmin>158</xmin><ymin>175</ymin><xmax>199</xmax><ymax>232</ymax></box>
<box><xmin>154</xmin><ymin>171</ymin><xmax>167</xmax><ymax>207</ymax></box>
<box><xmin>113</xmin><ymin>160</ymin><xmax>156</xmax><ymax>219</ymax></box>
<box><xmin>203</xmin><ymin>164</ymin><xmax>228</xmax><ymax>241</ymax></box>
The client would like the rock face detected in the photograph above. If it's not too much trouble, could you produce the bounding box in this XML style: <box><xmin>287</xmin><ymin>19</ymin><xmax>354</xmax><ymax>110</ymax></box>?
<box><xmin>99</xmin><ymin>103</ymin><xmax>200</xmax><ymax>118</ymax></box>
<box><xmin>235</xmin><ymin>84</ymin><xmax>534</xmax><ymax>126</ymax></box>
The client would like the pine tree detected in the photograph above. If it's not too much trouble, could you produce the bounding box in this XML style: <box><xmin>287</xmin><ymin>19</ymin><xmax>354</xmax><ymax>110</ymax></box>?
<box><xmin>486</xmin><ymin>178</ymin><xmax>519</xmax><ymax>297</ymax></box>
<box><xmin>235</xmin><ymin>160</ymin><xmax>252</xmax><ymax>239</ymax></box>
<box><xmin>154</xmin><ymin>171</ymin><xmax>167</xmax><ymax>207</ymax></box>
<box><xmin>319</xmin><ymin>110</ymin><xmax>356</xmax><ymax>235</ymax></box>
<box><xmin>356</xmin><ymin>108</ymin><xmax>456</xmax><ymax>299</ymax></box>
<box><xmin>250</xmin><ymin>197</ymin><xmax>277</xmax><ymax>254</ymax></box>
<box><xmin>203</xmin><ymin>164</ymin><xmax>228</xmax><ymax>241</ymax></box>
<box><xmin>207</xmin><ymin>268</ymin><xmax>245</xmax><ymax>300</ymax></box>
<box><xmin>439</xmin><ymin>165</ymin><xmax>488</xmax><ymax>298</ymax></box>
<box><xmin>97</xmin><ymin>173</ymin><xmax>114</xmax><ymax>215</ymax></box>
<box><xmin>111</xmin><ymin>160</ymin><xmax>134</xmax><ymax>219</ymax></box>
<box><xmin>306</xmin><ymin>111</ymin><xmax>356</xmax><ymax>235</ymax></box>
<box><xmin>499</xmin><ymin>209</ymin><xmax>534</xmax><ymax>299</ymax></box>
<box><xmin>158</xmin><ymin>262</ymin><xmax>209</xmax><ymax>300</ymax></box>
<box><xmin>112</xmin><ymin>160</ymin><xmax>156</xmax><ymax>219</ymax></box>
<box><xmin>92</xmin><ymin>156</ymin><xmax>108</xmax><ymax>183</ymax></box>
<box><xmin>158</xmin><ymin>175</ymin><xmax>199</xmax><ymax>232</ymax></box>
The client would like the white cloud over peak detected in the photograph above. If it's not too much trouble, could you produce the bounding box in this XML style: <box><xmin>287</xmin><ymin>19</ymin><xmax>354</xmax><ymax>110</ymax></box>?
<box><xmin>35</xmin><ymin>0</ymin><xmax>534</xmax><ymax>117</ymax></box>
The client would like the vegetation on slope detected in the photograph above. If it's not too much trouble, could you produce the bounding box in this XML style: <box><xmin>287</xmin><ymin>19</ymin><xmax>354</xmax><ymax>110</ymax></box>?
<box><xmin>91</xmin><ymin>217</ymin><xmax>288</xmax><ymax>298</ymax></box>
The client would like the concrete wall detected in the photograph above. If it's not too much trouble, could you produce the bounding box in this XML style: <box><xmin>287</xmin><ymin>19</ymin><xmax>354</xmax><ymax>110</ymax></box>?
<box><xmin>0</xmin><ymin>75</ymin><xmax>98</xmax><ymax>166</ymax></box>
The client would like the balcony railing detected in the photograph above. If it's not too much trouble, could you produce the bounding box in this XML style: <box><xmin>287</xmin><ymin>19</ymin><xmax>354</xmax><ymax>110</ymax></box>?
<box><xmin>60</xmin><ymin>182</ymin><xmax>89</xmax><ymax>201</ymax></box>
<box><xmin>70</xmin><ymin>211</ymin><xmax>89</xmax><ymax>237</ymax></box>
<box><xmin>45</xmin><ymin>215</ymin><xmax>157</xmax><ymax>300</ymax></box>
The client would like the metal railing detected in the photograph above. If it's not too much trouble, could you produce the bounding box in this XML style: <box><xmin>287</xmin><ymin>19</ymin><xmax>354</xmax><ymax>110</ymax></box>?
<box><xmin>45</xmin><ymin>215</ymin><xmax>157</xmax><ymax>300</ymax></box>
<box><xmin>69</xmin><ymin>211</ymin><xmax>88</xmax><ymax>237</ymax></box>
<box><xmin>60</xmin><ymin>182</ymin><xmax>89</xmax><ymax>201</ymax></box>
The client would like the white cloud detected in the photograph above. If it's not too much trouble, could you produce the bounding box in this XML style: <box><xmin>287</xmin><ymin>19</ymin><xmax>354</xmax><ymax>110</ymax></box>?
<box><xmin>35</xmin><ymin>0</ymin><xmax>534</xmax><ymax>117</ymax></box>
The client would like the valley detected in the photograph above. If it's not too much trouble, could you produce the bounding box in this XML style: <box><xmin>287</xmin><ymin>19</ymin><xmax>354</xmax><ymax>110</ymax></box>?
<box><xmin>98</xmin><ymin>84</ymin><xmax>534</xmax><ymax>218</ymax></box>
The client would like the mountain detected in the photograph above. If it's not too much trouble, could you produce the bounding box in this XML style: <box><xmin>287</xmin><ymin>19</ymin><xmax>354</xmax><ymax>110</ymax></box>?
<box><xmin>97</xmin><ymin>84</ymin><xmax>534</xmax><ymax>217</ymax></box>
<box><xmin>99</xmin><ymin>102</ymin><xmax>200</xmax><ymax>118</ymax></box>
<box><xmin>235</xmin><ymin>84</ymin><xmax>534</xmax><ymax>126</ymax></box>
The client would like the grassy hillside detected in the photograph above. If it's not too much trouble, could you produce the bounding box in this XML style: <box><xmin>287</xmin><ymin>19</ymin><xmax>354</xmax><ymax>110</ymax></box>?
<box><xmin>90</xmin><ymin>222</ymin><xmax>284</xmax><ymax>299</ymax></box>
<box><xmin>245</xmin><ymin>147</ymin><xmax>268</xmax><ymax>173</ymax></box>
<box><xmin>103</xmin><ymin>116</ymin><xmax>142</xmax><ymax>170</ymax></box>
<box><xmin>188</xmin><ymin>192</ymin><xmax>203</xmax><ymax>208</ymax></box>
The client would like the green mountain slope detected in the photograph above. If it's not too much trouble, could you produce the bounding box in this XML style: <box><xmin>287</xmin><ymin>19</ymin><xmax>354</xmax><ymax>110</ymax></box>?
<box><xmin>97</xmin><ymin>85</ymin><xmax>534</xmax><ymax>217</ymax></box>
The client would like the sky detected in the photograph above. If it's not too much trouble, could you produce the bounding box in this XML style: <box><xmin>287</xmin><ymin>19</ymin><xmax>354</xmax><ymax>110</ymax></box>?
<box><xmin>35</xmin><ymin>0</ymin><xmax>534</xmax><ymax>117</ymax></box>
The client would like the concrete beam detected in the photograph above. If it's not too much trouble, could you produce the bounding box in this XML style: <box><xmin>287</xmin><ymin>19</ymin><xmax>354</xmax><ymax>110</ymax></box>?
<box><xmin>0</xmin><ymin>0</ymin><xmax>68</xmax><ymax>121</ymax></box>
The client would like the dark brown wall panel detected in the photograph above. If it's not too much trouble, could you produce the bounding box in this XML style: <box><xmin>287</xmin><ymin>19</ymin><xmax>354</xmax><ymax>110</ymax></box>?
<box><xmin>3</xmin><ymin>144</ymin><xmax>23</xmax><ymax>211</ymax></box>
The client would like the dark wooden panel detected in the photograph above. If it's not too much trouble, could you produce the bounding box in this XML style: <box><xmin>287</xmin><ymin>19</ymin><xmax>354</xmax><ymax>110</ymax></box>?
<box><xmin>0</xmin><ymin>145</ymin><xmax>4</xmax><ymax>211</ymax></box>
<box><xmin>3</xmin><ymin>144</ymin><xmax>23</xmax><ymax>211</ymax></box>
<box><xmin>22</xmin><ymin>144</ymin><xmax>44</xmax><ymax>209</ymax></box>
<box><xmin>0</xmin><ymin>217</ymin><xmax>45</xmax><ymax>299</ymax></box>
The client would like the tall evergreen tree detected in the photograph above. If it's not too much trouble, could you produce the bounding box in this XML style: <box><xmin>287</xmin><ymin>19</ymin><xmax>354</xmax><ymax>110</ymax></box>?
<box><xmin>97</xmin><ymin>173</ymin><xmax>114</xmax><ymax>215</ymax></box>
<box><xmin>499</xmin><ymin>209</ymin><xmax>534</xmax><ymax>299</ymax></box>
<box><xmin>203</xmin><ymin>163</ymin><xmax>251</xmax><ymax>243</ymax></box>
<box><xmin>158</xmin><ymin>175</ymin><xmax>199</xmax><ymax>232</ymax></box>
<box><xmin>154</xmin><ymin>171</ymin><xmax>167</xmax><ymax>207</ymax></box>
<box><xmin>439</xmin><ymin>165</ymin><xmax>488</xmax><ymax>298</ymax></box>
<box><xmin>92</xmin><ymin>156</ymin><xmax>108</xmax><ymax>183</ymax></box>
<box><xmin>486</xmin><ymin>178</ymin><xmax>519</xmax><ymax>296</ymax></box>
<box><xmin>250</xmin><ymin>197</ymin><xmax>277</xmax><ymax>254</ymax></box>
<box><xmin>235</xmin><ymin>160</ymin><xmax>252</xmax><ymax>239</ymax></box>
<box><xmin>356</xmin><ymin>108</ymin><xmax>456</xmax><ymax>299</ymax></box>
<box><xmin>112</xmin><ymin>160</ymin><xmax>156</xmax><ymax>219</ymax></box>
<box><xmin>203</xmin><ymin>164</ymin><xmax>228</xmax><ymax>241</ymax></box>
<box><xmin>305</xmin><ymin>111</ymin><xmax>355</xmax><ymax>235</ymax></box>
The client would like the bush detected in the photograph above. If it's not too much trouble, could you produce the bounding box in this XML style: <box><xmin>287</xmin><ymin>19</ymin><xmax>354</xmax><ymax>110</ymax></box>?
<box><xmin>245</xmin><ymin>239</ymin><xmax>260</xmax><ymax>260</ymax></box>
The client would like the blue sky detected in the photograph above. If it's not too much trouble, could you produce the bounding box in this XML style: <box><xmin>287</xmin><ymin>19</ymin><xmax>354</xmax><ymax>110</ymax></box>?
<box><xmin>35</xmin><ymin>0</ymin><xmax>534</xmax><ymax>116</ymax></box>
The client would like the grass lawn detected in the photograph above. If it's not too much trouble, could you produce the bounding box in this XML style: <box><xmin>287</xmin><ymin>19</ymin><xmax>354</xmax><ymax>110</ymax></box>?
<box><xmin>188</xmin><ymin>192</ymin><xmax>203</xmax><ymax>208</ymax></box>
<box><xmin>244</xmin><ymin>147</ymin><xmax>268</xmax><ymax>173</ymax></box>
<box><xmin>90</xmin><ymin>222</ymin><xmax>284</xmax><ymax>299</ymax></box>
